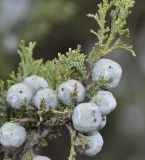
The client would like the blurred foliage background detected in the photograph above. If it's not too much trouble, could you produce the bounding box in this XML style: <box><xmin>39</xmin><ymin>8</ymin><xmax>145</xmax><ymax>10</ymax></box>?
<box><xmin>0</xmin><ymin>0</ymin><xmax>145</xmax><ymax>160</ymax></box>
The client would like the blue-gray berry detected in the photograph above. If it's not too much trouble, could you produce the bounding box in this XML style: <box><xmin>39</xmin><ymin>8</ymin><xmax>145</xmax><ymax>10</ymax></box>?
<box><xmin>23</xmin><ymin>75</ymin><xmax>49</xmax><ymax>94</ymax></box>
<box><xmin>84</xmin><ymin>131</ymin><xmax>103</xmax><ymax>156</ymax></box>
<box><xmin>91</xmin><ymin>91</ymin><xmax>117</xmax><ymax>115</ymax></box>
<box><xmin>58</xmin><ymin>79</ymin><xmax>86</xmax><ymax>106</ymax></box>
<box><xmin>0</xmin><ymin>122</ymin><xmax>26</xmax><ymax>148</ymax></box>
<box><xmin>92</xmin><ymin>58</ymin><xmax>122</xmax><ymax>88</ymax></box>
<box><xmin>6</xmin><ymin>83</ymin><xmax>33</xmax><ymax>109</ymax></box>
<box><xmin>33</xmin><ymin>88</ymin><xmax>58</xmax><ymax>109</ymax></box>
<box><xmin>72</xmin><ymin>103</ymin><xmax>102</xmax><ymax>133</ymax></box>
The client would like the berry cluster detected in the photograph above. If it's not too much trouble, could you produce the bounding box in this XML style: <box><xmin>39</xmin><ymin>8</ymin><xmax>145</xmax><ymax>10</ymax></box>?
<box><xmin>0</xmin><ymin>58</ymin><xmax>122</xmax><ymax>159</ymax></box>
<box><xmin>72</xmin><ymin>58</ymin><xmax>121</xmax><ymax>156</ymax></box>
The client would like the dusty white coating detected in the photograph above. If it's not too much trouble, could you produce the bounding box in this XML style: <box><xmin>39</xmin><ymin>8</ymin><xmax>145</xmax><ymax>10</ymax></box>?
<box><xmin>58</xmin><ymin>79</ymin><xmax>86</xmax><ymax>106</ymax></box>
<box><xmin>33</xmin><ymin>155</ymin><xmax>51</xmax><ymax>160</ymax></box>
<box><xmin>6</xmin><ymin>83</ymin><xmax>33</xmax><ymax>109</ymax></box>
<box><xmin>91</xmin><ymin>90</ymin><xmax>117</xmax><ymax>115</ymax></box>
<box><xmin>99</xmin><ymin>116</ymin><xmax>107</xmax><ymax>130</ymax></box>
<box><xmin>92</xmin><ymin>58</ymin><xmax>122</xmax><ymax>88</ymax></box>
<box><xmin>0</xmin><ymin>122</ymin><xmax>26</xmax><ymax>148</ymax></box>
<box><xmin>84</xmin><ymin>131</ymin><xmax>103</xmax><ymax>156</ymax></box>
<box><xmin>72</xmin><ymin>103</ymin><xmax>102</xmax><ymax>133</ymax></box>
<box><xmin>33</xmin><ymin>88</ymin><xmax>58</xmax><ymax>109</ymax></box>
<box><xmin>23</xmin><ymin>75</ymin><xmax>49</xmax><ymax>94</ymax></box>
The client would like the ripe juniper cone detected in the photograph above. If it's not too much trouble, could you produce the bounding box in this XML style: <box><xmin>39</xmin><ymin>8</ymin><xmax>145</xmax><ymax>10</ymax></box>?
<box><xmin>33</xmin><ymin>88</ymin><xmax>58</xmax><ymax>109</ymax></box>
<box><xmin>0</xmin><ymin>0</ymin><xmax>135</xmax><ymax>159</ymax></box>
<box><xmin>84</xmin><ymin>131</ymin><xmax>104</xmax><ymax>156</ymax></box>
<box><xmin>23</xmin><ymin>75</ymin><xmax>49</xmax><ymax>95</ymax></box>
<box><xmin>72</xmin><ymin>103</ymin><xmax>102</xmax><ymax>133</ymax></box>
<box><xmin>0</xmin><ymin>122</ymin><xmax>26</xmax><ymax>148</ymax></box>
<box><xmin>6</xmin><ymin>83</ymin><xmax>33</xmax><ymax>109</ymax></box>
<box><xmin>58</xmin><ymin>79</ymin><xmax>86</xmax><ymax>106</ymax></box>
<box><xmin>91</xmin><ymin>90</ymin><xmax>117</xmax><ymax>115</ymax></box>
<box><xmin>92</xmin><ymin>59</ymin><xmax>122</xmax><ymax>88</ymax></box>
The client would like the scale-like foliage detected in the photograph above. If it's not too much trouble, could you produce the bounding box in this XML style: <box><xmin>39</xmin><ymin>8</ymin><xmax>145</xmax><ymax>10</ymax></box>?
<box><xmin>87</xmin><ymin>0</ymin><xmax>135</xmax><ymax>65</ymax></box>
<box><xmin>7</xmin><ymin>41</ymin><xmax>43</xmax><ymax>86</ymax></box>
<box><xmin>0</xmin><ymin>80</ymin><xmax>8</xmax><ymax>126</ymax></box>
<box><xmin>39</xmin><ymin>47</ymin><xmax>86</xmax><ymax>89</ymax></box>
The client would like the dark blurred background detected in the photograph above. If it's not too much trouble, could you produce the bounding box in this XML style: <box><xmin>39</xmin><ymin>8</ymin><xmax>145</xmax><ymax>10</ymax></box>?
<box><xmin>0</xmin><ymin>0</ymin><xmax>145</xmax><ymax>160</ymax></box>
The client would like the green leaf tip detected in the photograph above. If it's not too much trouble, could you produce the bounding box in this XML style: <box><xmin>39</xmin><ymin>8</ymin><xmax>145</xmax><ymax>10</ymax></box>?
<box><xmin>87</xmin><ymin>0</ymin><xmax>136</xmax><ymax>65</ymax></box>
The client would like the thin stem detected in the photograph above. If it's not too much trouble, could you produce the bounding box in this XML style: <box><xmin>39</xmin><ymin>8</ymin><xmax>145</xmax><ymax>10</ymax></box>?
<box><xmin>66</xmin><ymin>125</ymin><xmax>77</xmax><ymax>160</ymax></box>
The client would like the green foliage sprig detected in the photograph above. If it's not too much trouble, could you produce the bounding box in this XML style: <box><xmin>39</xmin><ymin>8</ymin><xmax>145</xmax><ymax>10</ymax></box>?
<box><xmin>0</xmin><ymin>80</ymin><xmax>8</xmax><ymax>126</ymax></box>
<box><xmin>87</xmin><ymin>0</ymin><xmax>135</xmax><ymax>65</ymax></box>
<box><xmin>0</xmin><ymin>0</ymin><xmax>135</xmax><ymax>160</ymax></box>
<box><xmin>39</xmin><ymin>46</ymin><xmax>86</xmax><ymax>89</ymax></box>
<box><xmin>8</xmin><ymin>41</ymin><xmax>43</xmax><ymax>86</ymax></box>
